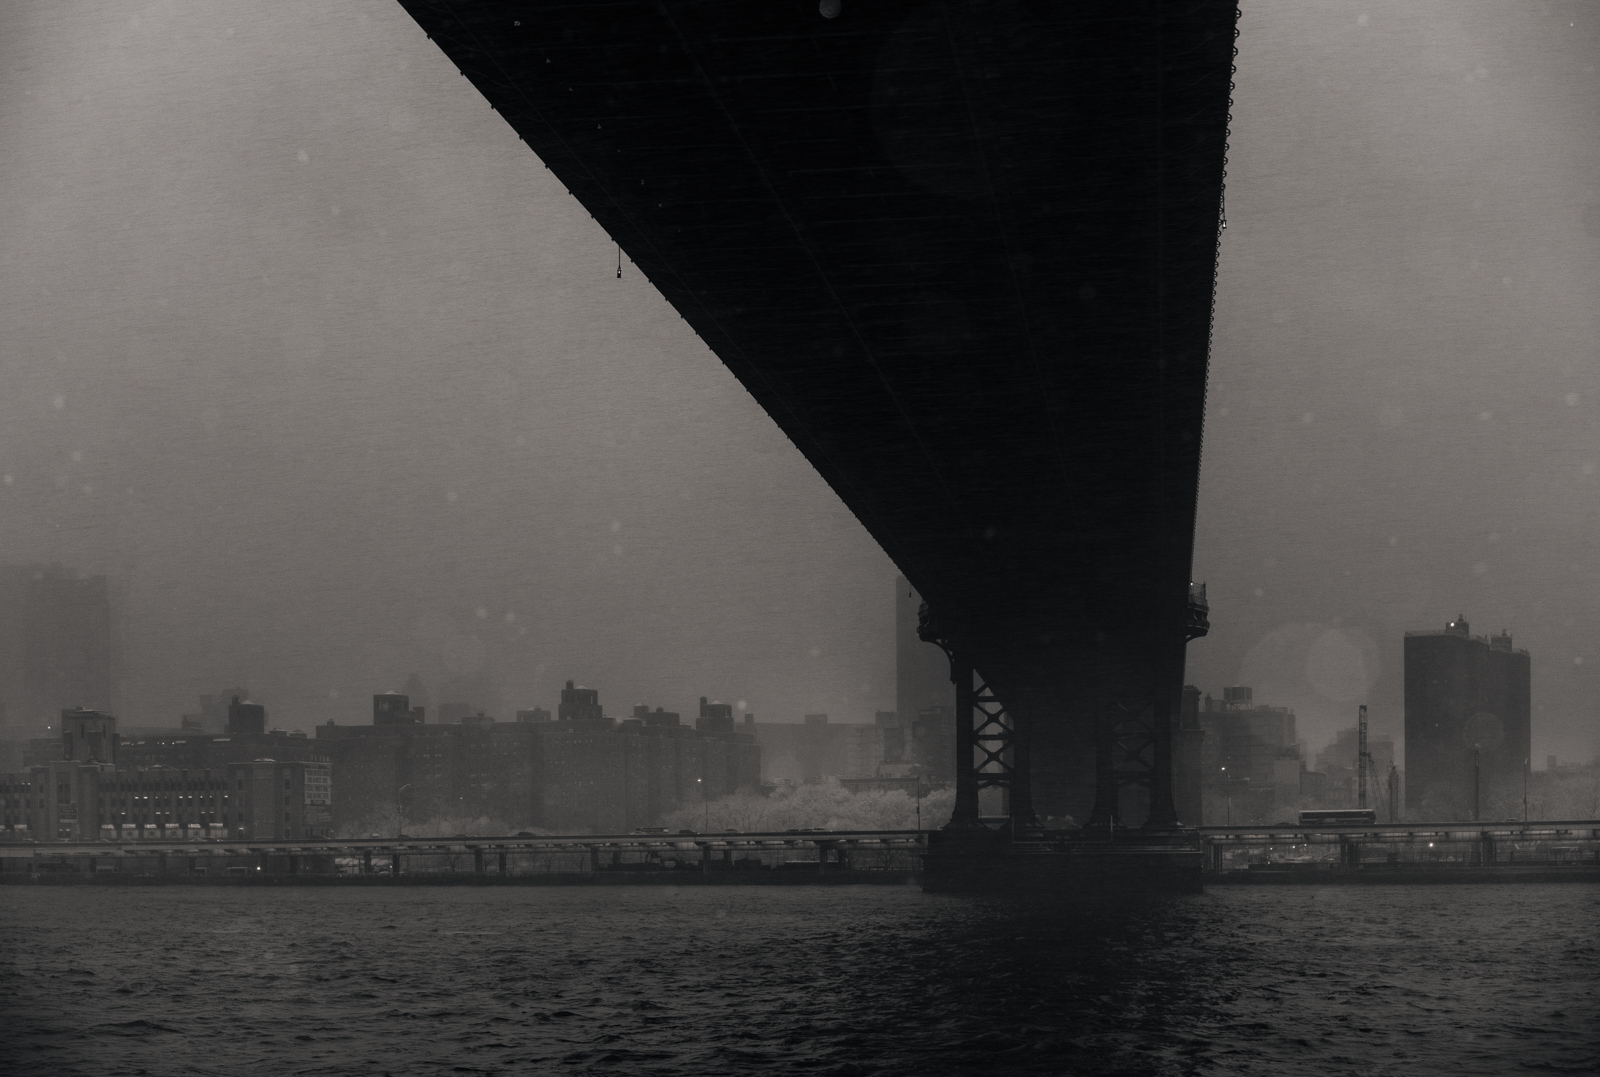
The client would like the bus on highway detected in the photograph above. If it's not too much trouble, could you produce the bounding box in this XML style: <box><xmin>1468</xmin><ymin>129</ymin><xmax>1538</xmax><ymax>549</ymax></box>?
<box><xmin>1297</xmin><ymin>809</ymin><xmax>1377</xmax><ymax>827</ymax></box>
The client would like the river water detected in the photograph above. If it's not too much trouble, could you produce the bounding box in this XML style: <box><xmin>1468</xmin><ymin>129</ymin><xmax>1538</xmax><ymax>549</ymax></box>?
<box><xmin>1</xmin><ymin>883</ymin><xmax>1595</xmax><ymax>1076</ymax></box>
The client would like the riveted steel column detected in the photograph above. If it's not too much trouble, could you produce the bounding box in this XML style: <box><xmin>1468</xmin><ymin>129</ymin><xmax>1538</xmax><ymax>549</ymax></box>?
<box><xmin>1144</xmin><ymin>640</ymin><xmax>1185</xmax><ymax>830</ymax></box>
<box><xmin>948</xmin><ymin>658</ymin><xmax>981</xmax><ymax>827</ymax></box>
<box><xmin>1084</xmin><ymin>681</ymin><xmax>1118</xmax><ymax>835</ymax></box>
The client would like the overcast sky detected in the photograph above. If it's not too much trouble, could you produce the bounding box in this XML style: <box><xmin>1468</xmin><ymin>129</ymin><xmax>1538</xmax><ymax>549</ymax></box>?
<box><xmin>1</xmin><ymin>1</ymin><xmax>1596</xmax><ymax>763</ymax></box>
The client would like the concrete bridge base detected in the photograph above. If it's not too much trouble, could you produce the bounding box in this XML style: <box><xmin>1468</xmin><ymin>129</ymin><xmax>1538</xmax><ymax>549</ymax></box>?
<box><xmin>921</xmin><ymin>828</ymin><xmax>1205</xmax><ymax>895</ymax></box>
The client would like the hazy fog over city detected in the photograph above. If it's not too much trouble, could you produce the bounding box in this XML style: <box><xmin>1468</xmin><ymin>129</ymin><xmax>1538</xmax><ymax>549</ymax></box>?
<box><xmin>1</xmin><ymin>0</ymin><xmax>1596</xmax><ymax>767</ymax></box>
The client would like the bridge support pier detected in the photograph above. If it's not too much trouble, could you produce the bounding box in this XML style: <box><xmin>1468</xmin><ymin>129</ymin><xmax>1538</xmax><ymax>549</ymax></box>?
<box><xmin>926</xmin><ymin>635</ymin><xmax>1035</xmax><ymax>835</ymax></box>
<box><xmin>923</xmin><ymin>827</ymin><xmax>1203</xmax><ymax>894</ymax></box>
<box><xmin>948</xmin><ymin>657</ymin><xmax>982</xmax><ymax>827</ymax></box>
<box><xmin>473</xmin><ymin>849</ymin><xmax>485</xmax><ymax>875</ymax></box>
<box><xmin>1084</xmin><ymin>693</ymin><xmax>1120</xmax><ymax>837</ymax></box>
<box><xmin>498</xmin><ymin>851</ymin><xmax>509</xmax><ymax>876</ymax></box>
<box><xmin>363</xmin><ymin>850</ymin><xmax>373</xmax><ymax>875</ymax></box>
<box><xmin>1143</xmin><ymin>647</ymin><xmax>1182</xmax><ymax>831</ymax></box>
<box><xmin>391</xmin><ymin>853</ymin><xmax>401</xmax><ymax>876</ymax></box>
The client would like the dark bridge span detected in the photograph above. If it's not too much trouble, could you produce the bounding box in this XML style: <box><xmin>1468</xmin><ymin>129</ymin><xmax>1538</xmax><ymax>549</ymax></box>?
<box><xmin>398</xmin><ymin>1</ymin><xmax>1238</xmax><ymax>835</ymax></box>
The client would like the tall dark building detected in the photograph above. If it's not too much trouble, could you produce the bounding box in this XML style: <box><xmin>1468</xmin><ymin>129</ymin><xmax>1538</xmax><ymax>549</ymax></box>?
<box><xmin>373</xmin><ymin>691</ymin><xmax>425</xmax><ymax>727</ymax></box>
<box><xmin>0</xmin><ymin>563</ymin><xmax>119</xmax><ymax>731</ymax></box>
<box><xmin>197</xmin><ymin>689</ymin><xmax>250</xmax><ymax>733</ymax></box>
<box><xmin>1404</xmin><ymin>617</ymin><xmax>1531</xmax><ymax>820</ymax></box>
<box><xmin>60</xmin><ymin>707</ymin><xmax>118</xmax><ymax>764</ymax></box>
<box><xmin>558</xmin><ymin>681</ymin><xmax>605</xmax><ymax>723</ymax></box>
<box><xmin>696</xmin><ymin>697</ymin><xmax>735</xmax><ymax>735</ymax></box>
<box><xmin>227</xmin><ymin>696</ymin><xmax>267</xmax><ymax>736</ymax></box>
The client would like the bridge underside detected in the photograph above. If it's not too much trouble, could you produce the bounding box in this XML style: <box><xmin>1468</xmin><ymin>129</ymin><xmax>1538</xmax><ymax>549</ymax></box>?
<box><xmin>400</xmin><ymin>0</ymin><xmax>1238</xmax><ymax>831</ymax></box>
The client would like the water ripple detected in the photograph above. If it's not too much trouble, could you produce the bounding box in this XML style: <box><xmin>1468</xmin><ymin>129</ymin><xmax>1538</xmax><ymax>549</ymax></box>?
<box><xmin>1</xmin><ymin>884</ymin><xmax>1596</xmax><ymax>1076</ymax></box>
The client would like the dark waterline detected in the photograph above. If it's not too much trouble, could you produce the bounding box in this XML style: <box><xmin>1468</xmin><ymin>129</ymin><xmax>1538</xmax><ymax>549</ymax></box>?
<box><xmin>2</xmin><ymin>885</ymin><xmax>1595</xmax><ymax>1076</ymax></box>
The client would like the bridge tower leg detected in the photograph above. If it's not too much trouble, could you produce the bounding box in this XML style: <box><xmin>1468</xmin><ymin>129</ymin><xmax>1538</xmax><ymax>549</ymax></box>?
<box><xmin>949</xmin><ymin>658</ymin><xmax>982</xmax><ymax>828</ymax></box>
<box><xmin>1144</xmin><ymin>641</ymin><xmax>1182</xmax><ymax>831</ymax></box>
<box><xmin>1085</xmin><ymin>692</ymin><xmax>1119</xmax><ymax>836</ymax></box>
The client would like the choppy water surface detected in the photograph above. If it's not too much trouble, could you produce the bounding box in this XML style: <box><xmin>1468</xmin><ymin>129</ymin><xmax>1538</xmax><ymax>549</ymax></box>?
<box><xmin>1</xmin><ymin>883</ymin><xmax>1595</xmax><ymax>1076</ymax></box>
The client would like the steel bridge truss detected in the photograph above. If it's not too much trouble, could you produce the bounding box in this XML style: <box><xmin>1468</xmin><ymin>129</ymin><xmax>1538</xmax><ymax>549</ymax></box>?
<box><xmin>919</xmin><ymin>604</ymin><xmax>1036</xmax><ymax>833</ymax></box>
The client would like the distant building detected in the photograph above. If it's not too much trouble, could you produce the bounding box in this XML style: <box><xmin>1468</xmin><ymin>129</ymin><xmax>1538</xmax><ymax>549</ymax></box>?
<box><xmin>60</xmin><ymin>707</ymin><xmax>119</xmax><ymax>764</ymax></box>
<box><xmin>228</xmin><ymin>696</ymin><xmax>267</xmax><ymax>736</ymax></box>
<box><xmin>1</xmin><ymin>728</ymin><xmax>331</xmax><ymax>842</ymax></box>
<box><xmin>230</xmin><ymin>758</ymin><xmax>334</xmax><ymax>841</ymax></box>
<box><xmin>196</xmin><ymin>689</ymin><xmax>250</xmax><ymax>734</ymax></box>
<box><xmin>315</xmin><ymin>682</ymin><xmax>759</xmax><ymax>834</ymax></box>
<box><xmin>1312</xmin><ymin>725</ymin><xmax>1397</xmax><ymax>812</ymax></box>
<box><xmin>373</xmin><ymin>692</ymin><xmax>425</xmax><ymax>727</ymax></box>
<box><xmin>875</xmin><ymin>710</ymin><xmax>904</xmax><ymax>767</ymax></box>
<box><xmin>909</xmin><ymin>706</ymin><xmax>955</xmax><ymax>782</ymax></box>
<box><xmin>800</xmin><ymin>714</ymin><xmax>832</xmax><ymax>784</ymax></box>
<box><xmin>631</xmin><ymin>705</ymin><xmax>678</xmax><ymax>729</ymax></box>
<box><xmin>1199</xmin><ymin>687</ymin><xmax>1304</xmax><ymax>825</ymax></box>
<box><xmin>1404</xmin><ymin>616</ymin><xmax>1531</xmax><ymax>819</ymax></box>
<box><xmin>435</xmin><ymin>669</ymin><xmax>499</xmax><ymax>726</ymax></box>
<box><xmin>750</xmin><ymin>716</ymin><xmax>872</xmax><ymax>786</ymax></box>
<box><xmin>0</xmin><ymin>563</ymin><xmax>119</xmax><ymax>732</ymax></box>
<box><xmin>437</xmin><ymin>703</ymin><xmax>476</xmax><ymax>724</ymax></box>
<box><xmin>558</xmin><ymin>681</ymin><xmax>605</xmax><ymax>723</ymax></box>
<box><xmin>696</xmin><ymin>697</ymin><xmax>734</xmax><ymax>735</ymax></box>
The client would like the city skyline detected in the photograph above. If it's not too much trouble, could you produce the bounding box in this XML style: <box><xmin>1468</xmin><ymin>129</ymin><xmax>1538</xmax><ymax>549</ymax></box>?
<box><xmin>1</xmin><ymin>2</ymin><xmax>1596</xmax><ymax>763</ymax></box>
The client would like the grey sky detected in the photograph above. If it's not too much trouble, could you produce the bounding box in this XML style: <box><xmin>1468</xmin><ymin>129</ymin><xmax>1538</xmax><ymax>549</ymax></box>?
<box><xmin>1</xmin><ymin>2</ymin><xmax>1596</xmax><ymax>762</ymax></box>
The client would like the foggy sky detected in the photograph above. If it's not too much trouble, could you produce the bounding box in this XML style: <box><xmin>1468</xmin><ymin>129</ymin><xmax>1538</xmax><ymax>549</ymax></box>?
<box><xmin>1</xmin><ymin>2</ymin><xmax>1596</xmax><ymax>763</ymax></box>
